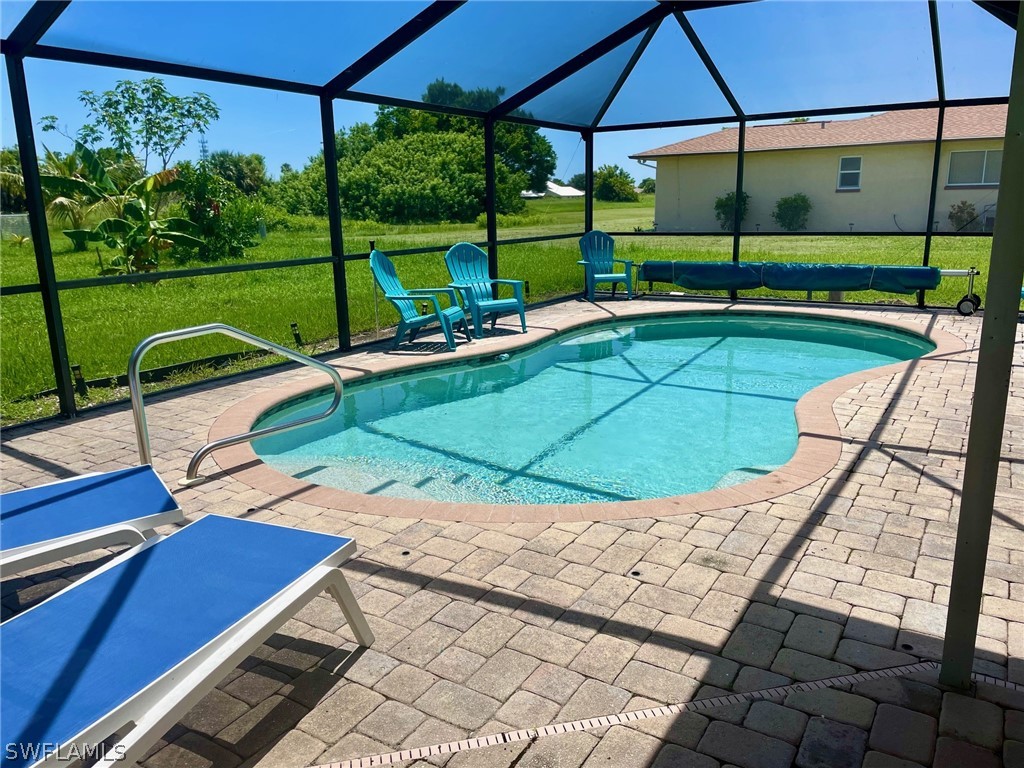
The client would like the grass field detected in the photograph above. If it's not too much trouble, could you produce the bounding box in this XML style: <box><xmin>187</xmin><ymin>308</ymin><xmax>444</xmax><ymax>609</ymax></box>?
<box><xmin>0</xmin><ymin>195</ymin><xmax>999</xmax><ymax>423</ymax></box>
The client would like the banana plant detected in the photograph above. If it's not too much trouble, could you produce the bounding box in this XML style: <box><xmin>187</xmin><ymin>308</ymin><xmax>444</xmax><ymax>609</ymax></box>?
<box><xmin>44</xmin><ymin>143</ymin><xmax>202</xmax><ymax>273</ymax></box>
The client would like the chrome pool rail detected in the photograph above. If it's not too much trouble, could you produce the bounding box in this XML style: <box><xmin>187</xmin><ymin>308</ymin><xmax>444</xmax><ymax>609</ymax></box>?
<box><xmin>128</xmin><ymin>324</ymin><xmax>344</xmax><ymax>486</ymax></box>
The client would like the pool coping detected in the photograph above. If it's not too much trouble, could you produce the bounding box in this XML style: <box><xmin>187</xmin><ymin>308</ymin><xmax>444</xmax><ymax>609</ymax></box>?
<box><xmin>208</xmin><ymin>302</ymin><xmax>967</xmax><ymax>522</ymax></box>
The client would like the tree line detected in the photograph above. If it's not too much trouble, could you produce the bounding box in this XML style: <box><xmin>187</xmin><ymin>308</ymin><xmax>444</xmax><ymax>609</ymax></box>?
<box><xmin>1</xmin><ymin>77</ymin><xmax>653</xmax><ymax>272</ymax></box>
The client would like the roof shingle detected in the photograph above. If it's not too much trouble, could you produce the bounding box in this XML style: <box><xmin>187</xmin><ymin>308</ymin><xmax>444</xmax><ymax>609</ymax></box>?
<box><xmin>630</xmin><ymin>105</ymin><xmax>1007</xmax><ymax>158</ymax></box>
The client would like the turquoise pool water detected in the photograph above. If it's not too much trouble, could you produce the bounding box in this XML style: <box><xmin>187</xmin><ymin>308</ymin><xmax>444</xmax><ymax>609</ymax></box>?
<box><xmin>254</xmin><ymin>314</ymin><xmax>933</xmax><ymax>504</ymax></box>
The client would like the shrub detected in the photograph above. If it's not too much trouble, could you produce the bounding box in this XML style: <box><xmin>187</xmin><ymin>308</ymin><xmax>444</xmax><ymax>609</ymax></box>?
<box><xmin>261</xmin><ymin>205</ymin><xmax>323</xmax><ymax>233</ymax></box>
<box><xmin>594</xmin><ymin>165</ymin><xmax>639</xmax><ymax>202</ymax></box>
<box><xmin>474</xmin><ymin>211</ymin><xmax>544</xmax><ymax>229</ymax></box>
<box><xmin>639</xmin><ymin>177</ymin><xmax>656</xmax><ymax>194</ymax></box>
<box><xmin>771</xmin><ymin>193</ymin><xmax>813</xmax><ymax>231</ymax></box>
<box><xmin>948</xmin><ymin>200</ymin><xmax>980</xmax><ymax>232</ymax></box>
<box><xmin>340</xmin><ymin>132</ymin><xmax>526</xmax><ymax>223</ymax></box>
<box><xmin>172</xmin><ymin>161</ymin><xmax>262</xmax><ymax>261</ymax></box>
<box><xmin>714</xmin><ymin>191</ymin><xmax>750</xmax><ymax>231</ymax></box>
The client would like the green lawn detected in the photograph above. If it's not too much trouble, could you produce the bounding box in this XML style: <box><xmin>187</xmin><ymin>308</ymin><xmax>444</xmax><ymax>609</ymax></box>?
<box><xmin>0</xmin><ymin>195</ymin><xmax>1000</xmax><ymax>423</ymax></box>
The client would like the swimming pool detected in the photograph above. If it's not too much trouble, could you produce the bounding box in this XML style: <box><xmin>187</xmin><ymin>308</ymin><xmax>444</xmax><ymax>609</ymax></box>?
<box><xmin>253</xmin><ymin>313</ymin><xmax>934</xmax><ymax>505</ymax></box>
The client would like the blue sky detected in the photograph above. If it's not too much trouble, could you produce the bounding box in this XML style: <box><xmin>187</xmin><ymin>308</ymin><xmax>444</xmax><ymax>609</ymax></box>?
<box><xmin>1</xmin><ymin>1</ymin><xmax>1014</xmax><ymax>186</ymax></box>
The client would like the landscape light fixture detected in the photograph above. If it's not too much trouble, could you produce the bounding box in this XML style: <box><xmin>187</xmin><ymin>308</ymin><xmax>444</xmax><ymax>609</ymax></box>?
<box><xmin>71</xmin><ymin>365</ymin><xmax>88</xmax><ymax>397</ymax></box>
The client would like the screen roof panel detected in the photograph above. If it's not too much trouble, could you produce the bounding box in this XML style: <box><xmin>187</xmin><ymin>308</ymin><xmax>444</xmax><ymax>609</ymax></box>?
<box><xmin>516</xmin><ymin>30</ymin><xmax>646</xmax><ymax>128</ymax></box>
<box><xmin>1</xmin><ymin>1</ymin><xmax>35</xmax><ymax>38</ymax></box>
<box><xmin>40</xmin><ymin>1</ymin><xmax>431</xmax><ymax>85</ymax></box>
<box><xmin>351</xmin><ymin>1</ymin><xmax>658</xmax><ymax>111</ymax></box>
<box><xmin>938</xmin><ymin>0</ymin><xmax>1015</xmax><ymax>99</ymax></box>
<box><xmin>599</xmin><ymin>15</ymin><xmax>735</xmax><ymax>127</ymax></box>
<box><xmin>687</xmin><ymin>0</ymin><xmax>938</xmax><ymax>116</ymax></box>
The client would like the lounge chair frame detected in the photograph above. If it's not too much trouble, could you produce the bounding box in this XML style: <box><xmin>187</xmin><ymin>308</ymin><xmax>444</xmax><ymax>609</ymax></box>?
<box><xmin>3</xmin><ymin>519</ymin><xmax>373</xmax><ymax>768</ymax></box>
<box><xmin>0</xmin><ymin>468</ymin><xmax>183</xmax><ymax>574</ymax></box>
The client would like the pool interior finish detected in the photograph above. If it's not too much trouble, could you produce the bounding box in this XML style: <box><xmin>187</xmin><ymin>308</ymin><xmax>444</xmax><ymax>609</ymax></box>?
<box><xmin>254</xmin><ymin>314</ymin><xmax>934</xmax><ymax>505</ymax></box>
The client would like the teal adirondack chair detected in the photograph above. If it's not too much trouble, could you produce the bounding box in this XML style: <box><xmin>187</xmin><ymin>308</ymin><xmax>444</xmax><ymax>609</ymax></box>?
<box><xmin>578</xmin><ymin>230</ymin><xmax>633</xmax><ymax>302</ymax></box>
<box><xmin>444</xmin><ymin>243</ymin><xmax>527</xmax><ymax>338</ymax></box>
<box><xmin>369</xmin><ymin>249</ymin><xmax>471</xmax><ymax>351</ymax></box>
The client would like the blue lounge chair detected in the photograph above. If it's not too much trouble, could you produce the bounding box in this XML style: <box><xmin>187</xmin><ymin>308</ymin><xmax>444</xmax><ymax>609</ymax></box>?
<box><xmin>444</xmin><ymin>242</ymin><xmax>527</xmax><ymax>338</ymax></box>
<box><xmin>370</xmin><ymin>249</ymin><xmax>471</xmax><ymax>351</ymax></box>
<box><xmin>0</xmin><ymin>465</ymin><xmax>183</xmax><ymax>573</ymax></box>
<box><xmin>578</xmin><ymin>230</ymin><xmax>634</xmax><ymax>302</ymax></box>
<box><xmin>0</xmin><ymin>515</ymin><xmax>373</xmax><ymax>768</ymax></box>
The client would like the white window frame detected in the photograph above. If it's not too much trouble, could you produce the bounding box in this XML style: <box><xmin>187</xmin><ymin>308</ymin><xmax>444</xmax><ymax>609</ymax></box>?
<box><xmin>837</xmin><ymin>156</ymin><xmax>861</xmax><ymax>191</ymax></box>
<box><xmin>947</xmin><ymin>149</ymin><xmax>1001</xmax><ymax>187</ymax></box>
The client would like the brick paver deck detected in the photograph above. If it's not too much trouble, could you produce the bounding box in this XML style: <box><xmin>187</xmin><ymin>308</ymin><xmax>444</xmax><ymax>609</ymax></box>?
<box><xmin>3</xmin><ymin>297</ymin><xmax>1022</xmax><ymax>768</ymax></box>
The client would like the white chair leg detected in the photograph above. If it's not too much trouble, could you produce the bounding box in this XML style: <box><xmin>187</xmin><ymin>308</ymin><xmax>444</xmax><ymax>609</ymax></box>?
<box><xmin>326</xmin><ymin>572</ymin><xmax>375</xmax><ymax>647</ymax></box>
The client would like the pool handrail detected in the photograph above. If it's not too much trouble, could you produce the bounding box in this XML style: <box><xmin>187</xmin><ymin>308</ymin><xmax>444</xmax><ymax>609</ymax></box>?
<box><xmin>128</xmin><ymin>323</ymin><xmax>343</xmax><ymax>486</ymax></box>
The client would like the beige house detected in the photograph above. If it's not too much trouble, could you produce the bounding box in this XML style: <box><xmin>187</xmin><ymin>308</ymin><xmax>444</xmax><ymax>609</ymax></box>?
<box><xmin>631</xmin><ymin>105</ymin><xmax>1006</xmax><ymax>234</ymax></box>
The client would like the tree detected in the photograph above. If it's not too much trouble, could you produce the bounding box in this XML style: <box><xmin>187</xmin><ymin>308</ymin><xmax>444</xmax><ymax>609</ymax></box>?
<box><xmin>593</xmin><ymin>165</ymin><xmax>638</xmax><ymax>202</ymax></box>
<box><xmin>567</xmin><ymin>173</ymin><xmax>587</xmax><ymax>191</ymax></box>
<box><xmin>366</xmin><ymin>80</ymin><xmax>556</xmax><ymax>192</ymax></box>
<box><xmin>787</xmin><ymin>117</ymin><xmax>811</xmax><ymax>123</ymax></box>
<box><xmin>207</xmin><ymin>151</ymin><xmax>268</xmax><ymax>196</ymax></box>
<box><xmin>0</xmin><ymin>147</ymin><xmax>25</xmax><ymax>213</ymax></box>
<box><xmin>639</xmin><ymin>177</ymin><xmax>656</xmax><ymax>194</ymax></box>
<box><xmin>771</xmin><ymin>193</ymin><xmax>812</xmax><ymax>231</ymax></box>
<box><xmin>713</xmin><ymin>191</ymin><xmax>750</xmax><ymax>231</ymax></box>
<box><xmin>263</xmin><ymin>155</ymin><xmax>328</xmax><ymax>217</ymax></box>
<box><xmin>340</xmin><ymin>132</ymin><xmax>526</xmax><ymax>223</ymax></box>
<box><xmin>41</xmin><ymin>78</ymin><xmax>219</xmax><ymax>173</ymax></box>
<box><xmin>948</xmin><ymin>200</ymin><xmax>980</xmax><ymax>232</ymax></box>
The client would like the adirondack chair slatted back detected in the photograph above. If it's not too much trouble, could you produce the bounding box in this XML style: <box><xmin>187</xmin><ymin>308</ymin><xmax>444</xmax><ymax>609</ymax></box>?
<box><xmin>370</xmin><ymin>250</ymin><xmax>418</xmax><ymax>321</ymax></box>
<box><xmin>445</xmin><ymin>243</ymin><xmax>492</xmax><ymax>305</ymax></box>
<box><xmin>580</xmin><ymin>231</ymin><xmax>616</xmax><ymax>272</ymax></box>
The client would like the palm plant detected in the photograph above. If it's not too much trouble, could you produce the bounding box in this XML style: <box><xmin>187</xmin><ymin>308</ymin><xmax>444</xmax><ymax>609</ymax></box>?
<box><xmin>1</xmin><ymin>145</ymin><xmax>146</xmax><ymax>250</ymax></box>
<box><xmin>47</xmin><ymin>143</ymin><xmax>202</xmax><ymax>273</ymax></box>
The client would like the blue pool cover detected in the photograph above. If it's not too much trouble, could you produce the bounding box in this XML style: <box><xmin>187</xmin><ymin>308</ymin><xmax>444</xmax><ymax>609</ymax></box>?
<box><xmin>638</xmin><ymin>261</ymin><xmax>942</xmax><ymax>294</ymax></box>
<box><xmin>0</xmin><ymin>515</ymin><xmax>353</xmax><ymax>768</ymax></box>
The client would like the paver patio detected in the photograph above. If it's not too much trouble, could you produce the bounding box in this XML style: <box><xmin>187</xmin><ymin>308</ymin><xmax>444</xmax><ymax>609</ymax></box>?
<box><xmin>2</xmin><ymin>297</ymin><xmax>1022</xmax><ymax>768</ymax></box>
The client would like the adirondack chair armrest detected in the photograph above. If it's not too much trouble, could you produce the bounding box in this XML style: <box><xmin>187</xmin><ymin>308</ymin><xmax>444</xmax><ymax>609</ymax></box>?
<box><xmin>407</xmin><ymin>287</ymin><xmax>462</xmax><ymax>306</ymax></box>
<box><xmin>384</xmin><ymin>293</ymin><xmax>444</xmax><ymax>314</ymax></box>
<box><xmin>492</xmin><ymin>278</ymin><xmax>524</xmax><ymax>300</ymax></box>
<box><xmin>614</xmin><ymin>259</ymin><xmax>634</xmax><ymax>268</ymax></box>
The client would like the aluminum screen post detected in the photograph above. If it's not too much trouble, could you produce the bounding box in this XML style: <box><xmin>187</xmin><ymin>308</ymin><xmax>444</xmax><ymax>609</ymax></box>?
<box><xmin>6</xmin><ymin>54</ymin><xmax>77</xmax><ymax>418</ymax></box>
<box><xmin>484</xmin><ymin>118</ymin><xmax>499</xmax><ymax>296</ymax></box>
<box><xmin>584</xmin><ymin>131</ymin><xmax>594</xmax><ymax>233</ymax></box>
<box><xmin>321</xmin><ymin>94</ymin><xmax>351</xmax><ymax>350</ymax></box>
<box><xmin>731</xmin><ymin>120</ymin><xmax>747</xmax><ymax>301</ymax></box>
<box><xmin>920</xmin><ymin>0</ymin><xmax>947</xmax><ymax>309</ymax></box>
<box><xmin>940</xmin><ymin>8</ymin><xmax>1024</xmax><ymax>690</ymax></box>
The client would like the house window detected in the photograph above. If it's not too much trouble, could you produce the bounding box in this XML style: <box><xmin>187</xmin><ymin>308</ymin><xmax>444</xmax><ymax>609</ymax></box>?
<box><xmin>948</xmin><ymin>150</ymin><xmax>1002</xmax><ymax>186</ymax></box>
<box><xmin>837</xmin><ymin>156</ymin><xmax>861</xmax><ymax>190</ymax></box>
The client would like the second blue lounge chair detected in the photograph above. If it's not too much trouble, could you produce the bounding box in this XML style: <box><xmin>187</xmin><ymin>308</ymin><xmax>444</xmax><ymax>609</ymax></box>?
<box><xmin>0</xmin><ymin>465</ymin><xmax>183</xmax><ymax>573</ymax></box>
<box><xmin>0</xmin><ymin>514</ymin><xmax>373</xmax><ymax>768</ymax></box>
<box><xmin>444</xmin><ymin>242</ymin><xmax>527</xmax><ymax>338</ymax></box>
<box><xmin>578</xmin><ymin>230</ymin><xmax>634</xmax><ymax>302</ymax></box>
<box><xmin>370</xmin><ymin>249</ymin><xmax>471</xmax><ymax>351</ymax></box>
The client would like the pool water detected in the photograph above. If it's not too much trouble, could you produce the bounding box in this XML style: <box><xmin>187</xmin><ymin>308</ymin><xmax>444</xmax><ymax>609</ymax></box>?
<box><xmin>254</xmin><ymin>314</ymin><xmax>933</xmax><ymax>504</ymax></box>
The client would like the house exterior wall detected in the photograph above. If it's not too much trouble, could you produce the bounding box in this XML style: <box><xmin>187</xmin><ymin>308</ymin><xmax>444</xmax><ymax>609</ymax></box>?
<box><xmin>652</xmin><ymin>138</ymin><xmax>1003</xmax><ymax>233</ymax></box>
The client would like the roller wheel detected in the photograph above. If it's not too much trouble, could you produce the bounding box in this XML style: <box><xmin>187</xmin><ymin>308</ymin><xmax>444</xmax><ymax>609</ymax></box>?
<box><xmin>971</xmin><ymin>293</ymin><xmax>982</xmax><ymax>309</ymax></box>
<box><xmin>957</xmin><ymin>296</ymin><xmax>977</xmax><ymax>316</ymax></box>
